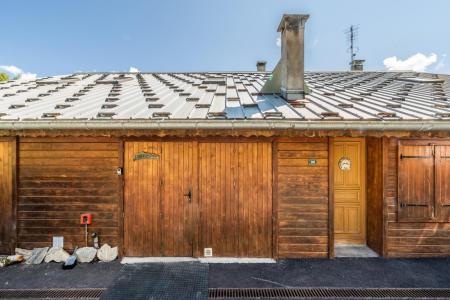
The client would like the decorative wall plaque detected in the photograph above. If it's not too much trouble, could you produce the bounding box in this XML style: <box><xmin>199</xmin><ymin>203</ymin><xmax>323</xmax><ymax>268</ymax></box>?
<box><xmin>133</xmin><ymin>151</ymin><xmax>160</xmax><ymax>161</ymax></box>
<box><xmin>338</xmin><ymin>157</ymin><xmax>351</xmax><ymax>171</ymax></box>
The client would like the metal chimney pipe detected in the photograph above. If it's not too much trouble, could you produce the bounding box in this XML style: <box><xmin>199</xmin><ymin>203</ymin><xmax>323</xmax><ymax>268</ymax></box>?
<box><xmin>277</xmin><ymin>14</ymin><xmax>309</xmax><ymax>101</ymax></box>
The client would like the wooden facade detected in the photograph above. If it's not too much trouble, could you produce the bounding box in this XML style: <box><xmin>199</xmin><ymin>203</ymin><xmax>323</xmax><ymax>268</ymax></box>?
<box><xmin>1</xmin><ymin>134</ymin><xmax>450</xmax><ymax>258</ymax></box>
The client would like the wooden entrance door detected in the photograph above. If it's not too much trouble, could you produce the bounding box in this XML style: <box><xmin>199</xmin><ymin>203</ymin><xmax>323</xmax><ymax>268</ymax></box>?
<box><xmin>198</xmin><ymin>142</ymin><xmax>273</xmax><ymax>257</ymax></box>
<box><xmin>124</xmin><ymin>142</ymin><xmax>196</xmax><ymax>256</ymax></box>
<box><xmin>333</xmin><ymin>138</ymin><xmax>366</xmax><ymax>244</ymax></box>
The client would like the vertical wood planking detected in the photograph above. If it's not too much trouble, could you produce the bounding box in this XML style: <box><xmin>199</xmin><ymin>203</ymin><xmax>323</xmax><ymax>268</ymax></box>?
<box><xmin>199</xmin><ymin>142</ymin><xmax>272</xmax><ymax>257</ymax></box>
<box><xmin>366</xmin><ymin>137</ymin><xmax>384</xmax><ymax>255</ymax></box>
<box><xmin>0</xmin><ymin>140</ymin><xmax>16</xmax><ymax>254</ymax></box>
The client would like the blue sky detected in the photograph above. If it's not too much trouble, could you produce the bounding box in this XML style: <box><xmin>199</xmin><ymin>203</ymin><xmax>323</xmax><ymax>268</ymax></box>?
<box><xmin>1</xmin><ymin>0</ymin><xmax>449</xmax><ymax>78</ymax></box>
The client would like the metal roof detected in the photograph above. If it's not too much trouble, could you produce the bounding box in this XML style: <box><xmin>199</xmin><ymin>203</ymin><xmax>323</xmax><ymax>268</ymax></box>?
<box><xmin>0</xmin><ymin>71</ymin><xmax>450</xmax><ymax>130</ymax></box>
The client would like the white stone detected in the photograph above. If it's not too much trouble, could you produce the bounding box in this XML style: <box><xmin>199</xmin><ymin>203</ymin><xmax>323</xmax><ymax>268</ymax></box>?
<box><xmin>75</xmin><ymin>247</ymin><xmax>97</xmax><ymax>263</ymax></box>
<box><xmin>97</xmin><ymin>244</ymin><xmax>118</xmax><ymax>262</ymax></box>
<box><xmin>25</xmin><ymin>247</ymin><xmax>49</xmax><ymax>265</ymax></box>
<box><xmin>15</xmin><ymin>248</ymin><xmax>32</xmax><ymax>261</ymax></box>
<box><xmin>44</xmin><ymin>247</ymin><xmax>70</xmax><ymax>263</ymax></box>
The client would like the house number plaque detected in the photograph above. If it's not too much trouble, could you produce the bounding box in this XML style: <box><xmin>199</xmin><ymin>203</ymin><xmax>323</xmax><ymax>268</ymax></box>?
<box><xmin>133</xmin><ymin>151</ymin><xmax>160</xmax><ymax>161</ymax></box>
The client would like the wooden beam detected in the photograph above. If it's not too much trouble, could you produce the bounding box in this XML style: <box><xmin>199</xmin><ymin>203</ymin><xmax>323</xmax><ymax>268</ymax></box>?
<box><xmin>328</xmin><ymin>137</ymin><xmax>335</xmax><ymax>258</ymax></box>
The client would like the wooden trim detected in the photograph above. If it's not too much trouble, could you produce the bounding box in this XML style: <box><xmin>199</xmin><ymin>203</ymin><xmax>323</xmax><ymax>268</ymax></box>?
<box><xmin>11</xmin><ymin>137</ymin><xmax>17</xmax><ymax>253</ymax></box>
<box><xmin>123</xmin><ymin>137</ymin><xmax>276</xmax><ymax>143</ymax></box>
<box><xmin>328</xmin><ymin>137</ymin><xmax>335</xmax><ymax>258</ymax></box>
<box><xmin>193</xmin><ymin>141</ymin><xmax>200</xmax><ymax>258</ymax></box>
<box><xmin>19</xmin><ymin>137</ymin><xmax>121</xmax><ymax>143</ymax></box>
<box><xmin>272</xmin><ymin>141</ymin><xmax>279</xmax><ymax>259</ymax></box>
<box><xmin>398</xmin><ymin>139</ymin><xmax>450</xmax><ymax>146</ymax></box>
<box><xmin>381</xmin><ymin>137</ymin><xmax>389</xmax><ymax>257</ymax></box>
<box><xmin>0</xmin><ymin>137</ymin><xmax>16</xmax><ymax>142</ymax></box>
<box><xmin>118</xmin><ymin>140</ymin><xmax>124</xmax><ymax>257</ymax></box>
<box><xmin>6</xmin><ymin>129</ymin><xmax>450</xmax><ymax>139</ymax></box>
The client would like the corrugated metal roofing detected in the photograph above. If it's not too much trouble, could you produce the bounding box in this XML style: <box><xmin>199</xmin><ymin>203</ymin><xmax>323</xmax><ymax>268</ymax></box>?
<box><xmin>0</xmin><ymin>71</ymin><xmax>449</xmax><ymax>123</ymax></box>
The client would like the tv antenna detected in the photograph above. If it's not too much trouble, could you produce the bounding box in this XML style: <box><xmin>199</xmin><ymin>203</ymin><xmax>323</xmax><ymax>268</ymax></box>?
<box><xmin>346</xmin><ymin>25</ymin><xmax>359</xmax><ymax>68</ymax></box>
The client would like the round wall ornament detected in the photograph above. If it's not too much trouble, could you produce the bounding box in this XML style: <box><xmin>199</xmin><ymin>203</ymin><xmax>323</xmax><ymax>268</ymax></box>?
<box><xmin>338</xmin><ymin>157</ymin><xmax>351</xmax><ymax>171</ymax></box>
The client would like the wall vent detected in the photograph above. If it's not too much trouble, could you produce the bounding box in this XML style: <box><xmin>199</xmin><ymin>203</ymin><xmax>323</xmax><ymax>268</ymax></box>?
<box><xmin>204</xmin><ymin>248</ymin><xmax>213</xmax><ymax>257</ymax></box>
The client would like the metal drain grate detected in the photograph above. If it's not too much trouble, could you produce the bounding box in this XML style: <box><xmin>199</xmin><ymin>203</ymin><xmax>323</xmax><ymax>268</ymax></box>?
<box><xmin>209</xmin><ymin>288</ymin><xmax>450</xmax><ymax>299</ymax></box>
<box><xmin>0</xmin><ymin>288</ymin><xmax>105</xmax><ymax>299</ymax></box>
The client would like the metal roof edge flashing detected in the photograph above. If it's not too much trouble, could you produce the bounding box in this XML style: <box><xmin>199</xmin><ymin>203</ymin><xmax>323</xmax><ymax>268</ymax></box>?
<box><xmin>1</xmin><ymin>120</ymin><xmax>450</xmax><ymax>131</ymax></box>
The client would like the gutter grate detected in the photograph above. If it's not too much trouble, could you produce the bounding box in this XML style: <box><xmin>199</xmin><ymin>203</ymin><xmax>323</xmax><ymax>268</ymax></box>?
<box><xmin>0</xmin><ymin>288</ymin><xmax>105</xmax><ymax>299</ymax></box>
<box><xmin>208</xmin><ymin>288</ymin><xmax>450</xmax><ymax>299</ymax></box>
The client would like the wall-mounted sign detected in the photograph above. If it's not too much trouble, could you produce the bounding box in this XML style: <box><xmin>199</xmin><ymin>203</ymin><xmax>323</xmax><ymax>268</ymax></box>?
<box><xmin>133</xmin><ymin>151</ymin><xmax>160</xmax><ymax>161</ymax></box>
<box><xmin>308</xmin><ymin>159</ymin><xmax>317</xmax><ymax>166</ymax></box>
<box><xmin>338</xmin><ymin>157</ymin><xmax>351</xmax><ymax>171</ymax></box>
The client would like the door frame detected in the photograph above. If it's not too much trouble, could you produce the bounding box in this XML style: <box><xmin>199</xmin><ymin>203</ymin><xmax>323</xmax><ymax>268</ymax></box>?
<box><xmin>329</xmin><ymin>137</ymin><xmax>367</xmax><ymax>257</ymax></box>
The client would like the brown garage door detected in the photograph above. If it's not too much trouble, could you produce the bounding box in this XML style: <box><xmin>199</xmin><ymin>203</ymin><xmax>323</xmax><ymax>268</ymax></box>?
<box><xmin>198</xmin><ymin>142</ymin><xmax>273</xmax><ymax>257</ymax></box>
<box><xmin>124</xmin><ymin>142</ymin><xmax>196</xmax><ymax>256</ymax></box>
<box><xmin>124</xmin><ymin>141</ymin><xmax>272</xmax><ymax>257</ymax></box>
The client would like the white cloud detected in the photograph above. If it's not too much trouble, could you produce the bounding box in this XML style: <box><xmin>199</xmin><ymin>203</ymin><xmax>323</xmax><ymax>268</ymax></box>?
<box><xmin>435</xmin><ymin>54</ymin><xmax>447</xmax><ymax>72</ymax></box>
<box><xmin>0</xmin><ymin>65</ymin><xmax>37</xmax><ymax>80</ymax></box>
<box><xmin>276</xmin><ymin>37</ymin><xmax>281</xmax><ymax>47</ymax></box>
<box><xmin>383</xmin><ymin>53</ymin><xmax>438</xmax><ymax>72</ymax></box>
<box><xmin>129</xmin><ymin>67</ymin><xmax>139</xmax><ymax>73</ymax></box>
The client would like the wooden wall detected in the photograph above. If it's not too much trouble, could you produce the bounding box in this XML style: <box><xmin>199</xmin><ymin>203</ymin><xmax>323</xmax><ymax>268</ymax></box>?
<box><xmin>275</xmin><ymin>138</ymin><xmax>329</xmax><ymax>258</ymax></box>
<box><xmin>384</xmin><ymin>137</ymin><xmax>450</xmax><ymax>257</ymax></box>
<box><xmin>0</xmin><ymin>140</ymin><xmax>16</xmax><ymax>254</ymax></box>
<box><xmin>366</xmin><ymin>137</ymin><xmax>384</xmax><ymax>255</ymax></box>
<box><xmin>17</xmin><ymin>138</ymin><xmax>121</xmax><ymax>250</ymax></box>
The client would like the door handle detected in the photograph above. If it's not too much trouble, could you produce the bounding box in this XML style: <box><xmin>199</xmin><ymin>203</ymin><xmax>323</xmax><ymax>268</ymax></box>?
<box><xmin>184</xmin><ymin>189</ymin><xmax>192</xmax><ymax>203</ymax></box>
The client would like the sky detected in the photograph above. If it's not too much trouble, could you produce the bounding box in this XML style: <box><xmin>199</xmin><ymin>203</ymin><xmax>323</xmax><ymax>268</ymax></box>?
<box><xmin>1</xmin><ymin>0</ymin><xmax>449</xmax><ymax>79</ymax></box>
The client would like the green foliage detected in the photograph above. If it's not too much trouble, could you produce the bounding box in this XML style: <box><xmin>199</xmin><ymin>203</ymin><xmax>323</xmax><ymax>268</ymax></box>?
<box><xmin>0</xmin><ymin>73</ymin><xmax>9</xmax><ymax>82</ymax></box>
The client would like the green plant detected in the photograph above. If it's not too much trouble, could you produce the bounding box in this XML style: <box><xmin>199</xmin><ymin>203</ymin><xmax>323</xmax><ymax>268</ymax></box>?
<box><xmin>0</xmin><ymin>73</ymin><xmax>9</xmax><ymax>82</ymax></box>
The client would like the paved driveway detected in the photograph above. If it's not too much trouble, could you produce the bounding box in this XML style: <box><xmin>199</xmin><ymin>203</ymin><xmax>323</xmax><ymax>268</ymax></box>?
<box><xmin>1</xmin><ymin>258</ymin><xmax>450</xmax><ymax>299</ymax></box>
<box><xmin>209</xmin><ymin>258</ymin><xmax>450</xmax><ymax>288</ymax></box>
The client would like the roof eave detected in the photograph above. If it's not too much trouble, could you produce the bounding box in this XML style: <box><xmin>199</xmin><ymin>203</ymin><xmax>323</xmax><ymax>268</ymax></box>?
<box><xmin>1</xmin><ymin>120</ymin><xmax>450</xmax><ymax>131</ymax></box>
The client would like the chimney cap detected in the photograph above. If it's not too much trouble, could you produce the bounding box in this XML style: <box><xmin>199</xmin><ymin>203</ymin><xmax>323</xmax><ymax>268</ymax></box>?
<box><xmin>256</xmin><ymin>61</ymin><xmax>267</xmax><ymax>66</ymax></box>
<box><xmin>277</xmin><ymin>14</ymin><xmax>310</xmax><ymax>32</ymax></box>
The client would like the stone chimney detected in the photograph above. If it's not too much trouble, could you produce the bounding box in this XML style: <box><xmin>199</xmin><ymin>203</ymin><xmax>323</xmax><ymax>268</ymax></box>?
<box><xmin>256</xmin><ymin>61</ymin><xmax>267</xmax><ymax>72</ymax></box>
<box><xmin>277</xmin><ymin>14</ymin><xmax>309</xmax><ymax>101</ymax></box>
<box><xmin>351</xmin><ymin>59</ymin><xmax>365</xmax><ymax>71</ymax></box>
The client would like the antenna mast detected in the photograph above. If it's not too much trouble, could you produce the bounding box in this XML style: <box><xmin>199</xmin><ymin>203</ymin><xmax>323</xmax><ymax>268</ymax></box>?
<box><xmin>346</xmin><ymin>25</ymin><xmax>363</xmax><ymax>70</ymax></box>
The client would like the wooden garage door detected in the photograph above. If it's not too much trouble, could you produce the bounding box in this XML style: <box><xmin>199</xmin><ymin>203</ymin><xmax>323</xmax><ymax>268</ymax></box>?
<box><xmin>198</xmin><ymin>142</ymin><xmax>272</xmax><ymax>257</ymax></box>
<box><xmin>124</xmin><ymin>142</ymin><xmax>196</xmax><ymax>256</ymax></box>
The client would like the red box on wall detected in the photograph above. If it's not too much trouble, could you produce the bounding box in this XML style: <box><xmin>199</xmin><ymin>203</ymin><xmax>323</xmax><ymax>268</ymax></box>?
<box><xmin>80</xmin><ymin>213</ymin><xmax>92</xmax><ymax>225</ymax></box>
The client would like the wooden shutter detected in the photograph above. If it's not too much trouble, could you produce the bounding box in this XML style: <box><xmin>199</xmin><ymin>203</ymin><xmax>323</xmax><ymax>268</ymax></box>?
<box><xmin>435</xmin><ymin>146</ymin><xmax>450</xmax><ymax>222</ymax></box>
<box><xmin>398</xmin><ymin>144</ymin><xmax>434</xmax><ymax>222</ymax></box>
